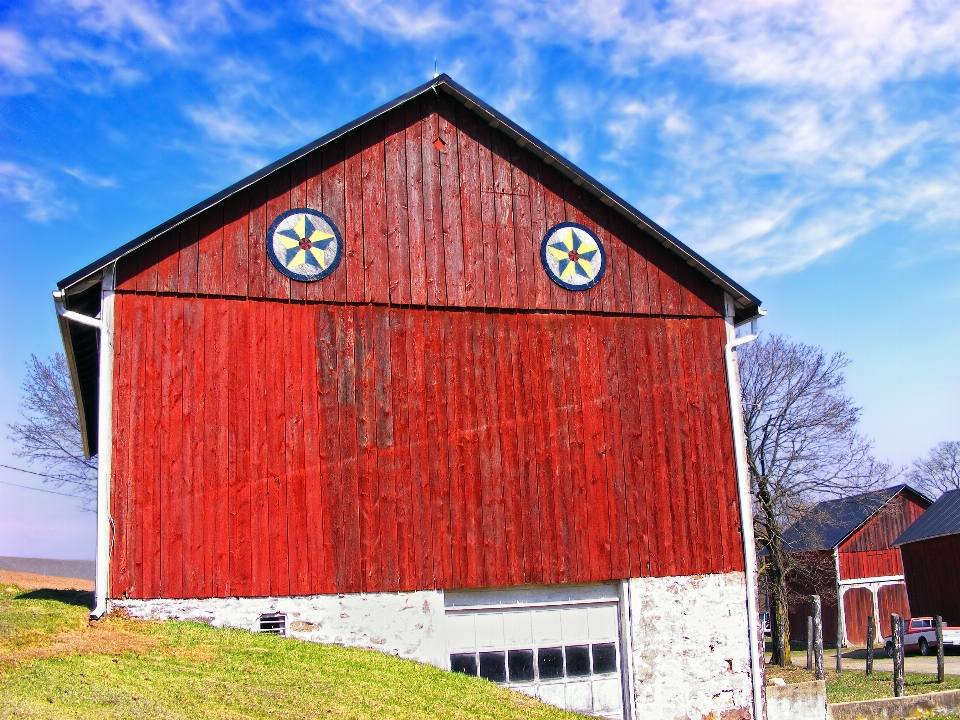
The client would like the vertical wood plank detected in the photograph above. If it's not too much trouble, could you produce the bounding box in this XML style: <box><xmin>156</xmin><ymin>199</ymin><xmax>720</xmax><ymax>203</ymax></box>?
<box><xmin>265</xmin><ymin>169</ymin><xmax>291</xmax><ymax>300</ymax></box>
<box><xmin>355</xmin><ymin>305</ymin><xmax>380</xmax><ymax>592</ymax></box>
<box><xmin>320</xmin><ymin>143</ymin><xmax>347</xmax><ymax>304</ymax></box>
<box><xmin>222</xmin><ymin>192</ymin><xmax>250</xmax><ymax>298</ymax></box>
<box><xmin>404</xmin><ymin>99</ymin><xmax>427</xmax><ymax>306</ymax></box>
<box><xmin>477</xmin><ymin>312</ymin><xmax>507</xmax><ymax>587</ymax></box>
<box><xmin>335</xmin><ymin>307</ymin><xmax>362</xmax><ymax>592</ymax></box>
<box><xmin>136</xmin><ymin>241</ymin><xmax>159</xmax><ymax>293</ymax></box>
<box><xmin>361</xmin><ymin>120</ymin><xmax>389</xmax><ymax>305</ymax></box>
<box><xmin>493</xmin><ymin>314</ymin><xmax>523</xmax><ymax>586</ymax></box>
<box><xmin>248</xmin><ymin>300</ymin><xmax>270</xmax><ymax>594</ymax></box>
<box><xmin>181</xmin><ymin>297</ymin><xmax>204</xmax><ymax>596</ymax></box>
<box><xmin>476</xmin><ymin>119</ymin><xmax>500</xmax><ymax>308</ymax></box>
<box><xmin>115</xmin><ymin>253</ymin><xmax>138</xmax><ymax>291</ymax></box>
<box><xmin>389</xmin><ymin>310</ymin><xmax>414</xmax><ymax>589</ymax></box>
<box><xmin>454</xmin><ymin>105</ymin><xmax>484</xmax><ymax>308</ymax></box>
<box><xmin>228</xmin><ymin>300</ymin><xmax>252</xmax><ymax>596</ymax></box>
<box><xmin>197</xmin><ymin>207</ymin><xmax>224</xmax><ymax>297</ymax></box>
<box><xmin>608</xmin><ymin>214</ymin><xmax>638</xmax><ymax>314</ymax></box>
<box><xmin>437</xmin><ymin>96</ymin><xmax>466</xmax><ymax>307</ymax></box>
<box><xmin>144</xmin><ymin>295</ymin><xmax>162</xmax><ymax>596</ymax></box>
<box><xmin>490</xmin><ymin>131</ymin><xmax>518</xmax><ymax>308</ymax></box>
<box><xmin>301</xmin><ymin>303</ymin><xmax>324</xmax><ymax>591</ymax></box>
<box><xmin>284</xmin><ymin>303</ymin><xmax>309</xmax><ymax>594</ymax></box>
<box><xmin>510</xmin><ymin>314</ymin><xmax>541</xmax><ymax>584</ymax></box>
<box><xmin>561</xmin><ymin>179</ymin><xmax>593</xmax><ymax>314</ymax></box>
<box><xmin>344</xmin><ymin>132</ymin><xmax>365</xmax><ymax>304</ymax></box>
<box><xmin>246</xmin><ymin>185</ymin><xmax>267</xmax><ymax>299</ymax></box>
<box><xmin>127</xmin><ymin>295</ymin><xmax>147</xmax><ymax>596</ymax></box>
<box><xmin>598</xmin><ymin>319</ymin><xmax>630</xmax><ymax>579</ymax></box>
<box><xmin>561</xmin><ymin>318</ymin><xmax>589</xmax><ymax>581</ymax></box>
<box><xmin>510</xmin><ymin>146</ymin><xmax>536</xmax><ymax>309</ymax></box>
<box><xmin>420</xmin><ymin>93</ymin><xmax>447</xmax><ymax>306</ymax></box>
<box><xmin>542</xmin><ymin>168</ymin><xmax>571</xmax><ymax>312</ymax></box>
<box><xmin>384</xmin><ymin>109</ymin><xmax>412</xmax><ymax>306</ymax></box>
<box><xmin>526</xmin><ymin>158</ymin><xmax>552</xmax><ymax>310</ymax></box>
<box><xmin>374</xmin><ymin>309</ymin><xmax>399</xmax><ymax>591</ymax></box>
<box><xmin>265</xmin><ymin>298</ymin><xmax>290</xmax><ymax>596</ymax></box>
<box><xmin>426</xmin><ymin>311</ymin><xmax>452</xmax><ymax>585</ymax></box>
<box><xmin>315</xmin><ymin>306</ymin><xmax>340</xmax><ymax>594</ymax></box>
<box><xmin>205</xmin><ymin>299</ymin><xmax>230</xmax><ymax>596</ymax></box>
<box><xmin>155</xmin><ymin>227</ymin><xmax>180</xmax><ymax>294</ymax></box>
<box><xmin>159</xmin><ymin>296</ymin><xmax>184</xmax><ymax>597</ymax></box>
<box><xmin>442</xmin><ymin>313</ymin><xmax>467</xmax><ymax>587</ymax></box>
<box><xmin>406</xmin><ymin>311</ymin><xmax>433</xmax><ymax>587</ymax></box>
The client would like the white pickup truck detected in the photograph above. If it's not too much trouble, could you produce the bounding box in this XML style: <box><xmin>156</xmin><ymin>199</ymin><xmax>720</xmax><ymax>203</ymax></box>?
<box><xmin>883</xmin><ymin>617</ymin><xmax>960</xmax><ymax>657</ymax></box>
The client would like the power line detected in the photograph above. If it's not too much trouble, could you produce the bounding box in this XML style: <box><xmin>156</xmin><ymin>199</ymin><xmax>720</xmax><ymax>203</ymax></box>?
<box><xmin>0</xmin><ymin>464</ymin><xmax>92</xmax><ymax>487</ymax></box>
<box><xmin>0</xmin><ymin>479</ymin><xmax>83</xmax><ymax>499</ymax></box>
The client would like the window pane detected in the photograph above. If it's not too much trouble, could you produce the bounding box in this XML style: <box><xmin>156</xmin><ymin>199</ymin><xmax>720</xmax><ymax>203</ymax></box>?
<box><xmin>508</xmin><ymin>649</ymin><xmax>535</xmax><ymax>682</ymax></box>
<box><xmin>566</xmin><ymin>645</ymin><xmax>591</xmax><ymax>677</ymax></box>
<box><xmin>538</xmin><ymin>647</ymin><xmax>564</xmax><ymax>679</ymax></box>
<box><xmin>593</xmin><ymin>643</ymin><xmax>618</xmax><ymax>674</ymax></box>
<box><xmin>479</xmin><ymin>651</ymin><xmax>506</xmax><ymax>683</ymax></box>
<box><xmin>450</xmin><ymin>653</ymin><xmax>478</xmax><ymax>676</ymax></box>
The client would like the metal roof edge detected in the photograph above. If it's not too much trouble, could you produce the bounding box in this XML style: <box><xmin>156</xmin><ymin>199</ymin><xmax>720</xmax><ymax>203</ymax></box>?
<box><xmin>58</xmin><ymin>74</ymin><xmax>762</xmax><ymax>319</ymax></box>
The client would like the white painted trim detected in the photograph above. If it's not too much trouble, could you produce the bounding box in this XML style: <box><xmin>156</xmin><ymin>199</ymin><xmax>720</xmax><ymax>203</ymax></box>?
<box><xmin>52</xmin><ymin>264</ymin><xmax>115</xmax><ymax>620</ymax></box>
<box><xmin>723</xmin><ymin>293</ymin><xmax>765</xmax><ymax>720</ymax></box>
<box><xmin>839</xmin><ymin>575</ymin><xmax>905</xmax><ymax>587</ymax></box>
<box><xmin>619</xmin><ymin>579</ymin><xmax>636</xmax><ymax>720</ymax></box>
<box><xmin>446</xmin><ymin>598</ymin><xmax>620</xmax><ymax>613</ymax></box>
<box><xmin>835</xmin><ymin>549</ymin><xmax>846</xmax><ymax>647</ymax></box>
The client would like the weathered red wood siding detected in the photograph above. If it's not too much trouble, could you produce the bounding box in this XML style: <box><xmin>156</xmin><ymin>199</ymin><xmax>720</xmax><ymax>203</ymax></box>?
<box><xmin>113</xmin><ymin>95</ymin><xmax>723</xmax><ymax>318</ymax></box>
<box><xmin>110</xmin><ymin>296</ymin><xmax>741</xmax><ymax>599</ymax></box>
<box><xmin>109</xmin><ymin>92</ymin><xmax>742</xmax><ymax>600</ymax></box>
<box><xmin>901</xmin><ymin>535</ymin><xmax>960</xmax><ymax>626</ymax></box>
<box><xmin>878</xmin><ymin>584</ymin><xmax>911</xmax><ymax>626</ymax></box>
<box><xmin>838</xmin><ymin>491</ymin><xmax>929</xmax><ymax>580</ymax></box>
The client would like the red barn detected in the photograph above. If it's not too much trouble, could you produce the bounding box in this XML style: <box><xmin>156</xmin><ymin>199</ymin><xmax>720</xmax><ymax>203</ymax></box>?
<box><xmin>782</xmin><ymin>485</ymin><xmax>931</xmax><ymax>646</ymax></box>
<box><xmin>894</xmin><ymin>489</ymin><xmax>960</xmax><ymax>626</ymax></box>
<box><xmin>55</xmin><ymin>75</ymin><xmax>763</xmax><ymax>720</ymax></box>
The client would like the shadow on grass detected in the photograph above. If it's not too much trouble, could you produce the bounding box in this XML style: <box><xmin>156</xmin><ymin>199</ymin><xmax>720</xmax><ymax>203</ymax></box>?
<box><xmin>17</xmin><ymin>589</ymin><xmax>94</xmax><ymax>609</ymax></box>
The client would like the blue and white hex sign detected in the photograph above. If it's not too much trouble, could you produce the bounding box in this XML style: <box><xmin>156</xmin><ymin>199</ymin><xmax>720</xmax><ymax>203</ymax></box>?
<box><xmin>540</xmin><ymin>222</ymin><xmax>606</xmax><ymax>291</ymax></box>
<box><xmin>267</xmin><ymin>208</ymin><xmax>343</xmax><ymax>282</ymax></box>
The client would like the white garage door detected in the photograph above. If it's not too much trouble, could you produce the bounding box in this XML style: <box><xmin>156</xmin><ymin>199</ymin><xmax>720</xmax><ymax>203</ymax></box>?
<box><xmin>444</xmin><ymin>585</ymin><xmax>625</xmax><ymax>719</ymax></box>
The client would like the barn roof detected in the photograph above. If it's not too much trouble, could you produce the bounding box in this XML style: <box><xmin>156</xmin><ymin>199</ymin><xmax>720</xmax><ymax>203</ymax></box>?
<box><xmin>56</xmin><ymin>74</ymin><xmax>761</xmax><ymax>323</ymax></box>
<box><xmin>893</xmin><ymin>489</ymin><xmax>960</xmax><ymax>546</ymax></box>
<box><xmin>782</xmin><ymin>485</ymin><xmax>932</xmax><ymax>553</ymax></box>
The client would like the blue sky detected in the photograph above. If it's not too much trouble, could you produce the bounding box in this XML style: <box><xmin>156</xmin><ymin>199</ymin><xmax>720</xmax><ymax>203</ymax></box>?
<box><xmin>1</xmin><ymin>0</ymin><xmax>958</xmax><ymax>559</ymax></box>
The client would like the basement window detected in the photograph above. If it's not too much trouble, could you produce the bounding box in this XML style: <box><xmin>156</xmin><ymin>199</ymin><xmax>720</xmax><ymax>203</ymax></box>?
<box><xmin>259</xmin><ymin>613</ymin><xmax>286</xmax><ymax>635</ymax></box>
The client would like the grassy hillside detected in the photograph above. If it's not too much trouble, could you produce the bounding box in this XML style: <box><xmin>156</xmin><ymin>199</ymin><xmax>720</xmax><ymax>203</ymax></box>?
<box><xmin>0</xmin><ymin>583</ymin><xmax>582</xmax><ymax>719</ymax></box>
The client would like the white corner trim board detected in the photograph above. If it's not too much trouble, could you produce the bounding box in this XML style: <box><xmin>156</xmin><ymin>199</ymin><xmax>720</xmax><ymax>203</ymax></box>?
<box><xmin>53</xmin><ymin>265</ymin><xmax>116</xmax><ymax>621</ymax></box>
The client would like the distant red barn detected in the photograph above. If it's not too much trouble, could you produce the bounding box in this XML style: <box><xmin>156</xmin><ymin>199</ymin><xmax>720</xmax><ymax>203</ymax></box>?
<box><xmin>55</xmin><ymin>75</ymin><xmax>765</xmax><ymax>720</ymax></box>
<box><xmin>894</xmin><ymin>489</ymin><xmax>960</xmax><ymax>626</ymax></box>
<box><xmin>782</xmin><ymin>485</ymin><xmax>931</xmax><ymax>645</ymax></box>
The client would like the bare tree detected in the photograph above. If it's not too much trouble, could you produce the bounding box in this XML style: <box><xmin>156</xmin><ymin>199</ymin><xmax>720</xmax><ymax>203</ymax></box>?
<box><xmin>738</xmin><ymin>335</ymin><xmax>890</xmax><ymax>666</ymax></box>
<box><xmin>7</xmin><ymin>353</ymin><xmax>97</xmax><ymax>509</ymax></box>
<box><xmin>907</xmin><ymin>442</ymin><xmax>960</xmax><ymax>498</ymax></box>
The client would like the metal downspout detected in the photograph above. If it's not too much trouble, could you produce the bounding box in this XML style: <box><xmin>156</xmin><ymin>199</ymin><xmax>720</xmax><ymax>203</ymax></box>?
<box><xmin>53</xmin><ymin>266</ymin><xmax>115</xmax><ymax>620</ymax></box>
<box><xmin>723</xmin><ymin>295</ymin><xmax>765</xmax><ymax>720</ymax></box>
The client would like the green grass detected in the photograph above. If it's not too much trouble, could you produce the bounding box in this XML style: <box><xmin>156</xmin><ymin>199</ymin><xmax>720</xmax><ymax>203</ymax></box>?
<box><xmin>764</xmin><ymin>663</ymin><xmax>960</xmax><ymax>703</ymax></box>
<box><xmin>0</xmin><ymin>583</ymin><xmax>583</xmax><ymax>719</ymax></box>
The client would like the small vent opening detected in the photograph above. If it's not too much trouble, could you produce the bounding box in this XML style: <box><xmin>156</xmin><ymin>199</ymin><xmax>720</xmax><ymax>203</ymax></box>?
<box><xmin>259</xmin><ymin>612</ymin><xmax>286</xmax><ymax>635</ymax></box>
<box><xmin>433</xmin><ymin>137</ymin><xmax>446</xmax><ymax>150</ymax></box>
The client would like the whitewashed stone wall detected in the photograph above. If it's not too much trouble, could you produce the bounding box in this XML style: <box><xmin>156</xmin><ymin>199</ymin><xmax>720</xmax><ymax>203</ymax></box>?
<box><xmin>112</xmin><ymin>590</ymin><xmax>448</xmax><ymax>668</ymax></box>
<box><xmin>628</xmin><ymin>572</ymin><xmax>754</xmax><ymax>720</ymax></box>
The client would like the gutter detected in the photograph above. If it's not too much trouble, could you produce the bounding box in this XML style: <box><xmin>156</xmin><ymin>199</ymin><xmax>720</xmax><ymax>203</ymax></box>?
<box><xmin>53</xmin><ymin>265</ymin><xmax>115</xmax><ymax>620</ymax></box>
<box><xmin>723</xmin><ymin>294</ymin><xmax>766</xmax><ymax>720</ymax></box>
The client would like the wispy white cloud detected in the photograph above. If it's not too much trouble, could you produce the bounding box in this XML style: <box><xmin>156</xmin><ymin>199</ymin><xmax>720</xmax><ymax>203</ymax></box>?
<box><xmin>62</xmin><ymin>166</ymin><xmax>116</xmax><ymax>188</ymax></box>
<box><xmin>308</xmin><ymin>0</ymin><xmax>460</xmax><ymax>42</ymax></box>
<box><xmin>0</xmin><ymin>161</ymin><xmax>73</xmax><ymax>222</ymax></box>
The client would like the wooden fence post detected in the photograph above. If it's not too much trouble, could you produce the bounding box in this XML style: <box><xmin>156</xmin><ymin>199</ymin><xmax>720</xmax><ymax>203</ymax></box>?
<box><xmin>836</xmin><ymin>593</ymin><xmax>843</xmax><ymax>674</ymax></box>
<box><xmin>806</xmin><ymin>616</ymin><xmax>813</xmax><ymax>671</ymax></box>
<box><xmin>937</xmin><ymin>615</ymin><xmax>945</xmax><ymax>684</ymax></box>
<box><xmin>813</xmin><ymin>595</ymin><xmax>824</xmax><ymax>681</ymax></box>
<box><xmin>892</xmin><ymin>613</ymin><xmax>904</xmax><ymax>697</ymax></box>
<box><xmin>866</xmin><ymin>615</ymin><xmax>874</xmax><ymax>675</ymax></box>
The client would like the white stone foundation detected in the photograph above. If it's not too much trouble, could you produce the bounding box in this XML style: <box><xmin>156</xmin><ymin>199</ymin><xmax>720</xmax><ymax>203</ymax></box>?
<box><xmin>112</xmin><ymin>590</ymin><xmax>447</xmax><ymax>668</ymax></box>
<box><xmin>627</xmin><ymin>572</ymin><xmax>753</xmax><ymax>720</ymax></box>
